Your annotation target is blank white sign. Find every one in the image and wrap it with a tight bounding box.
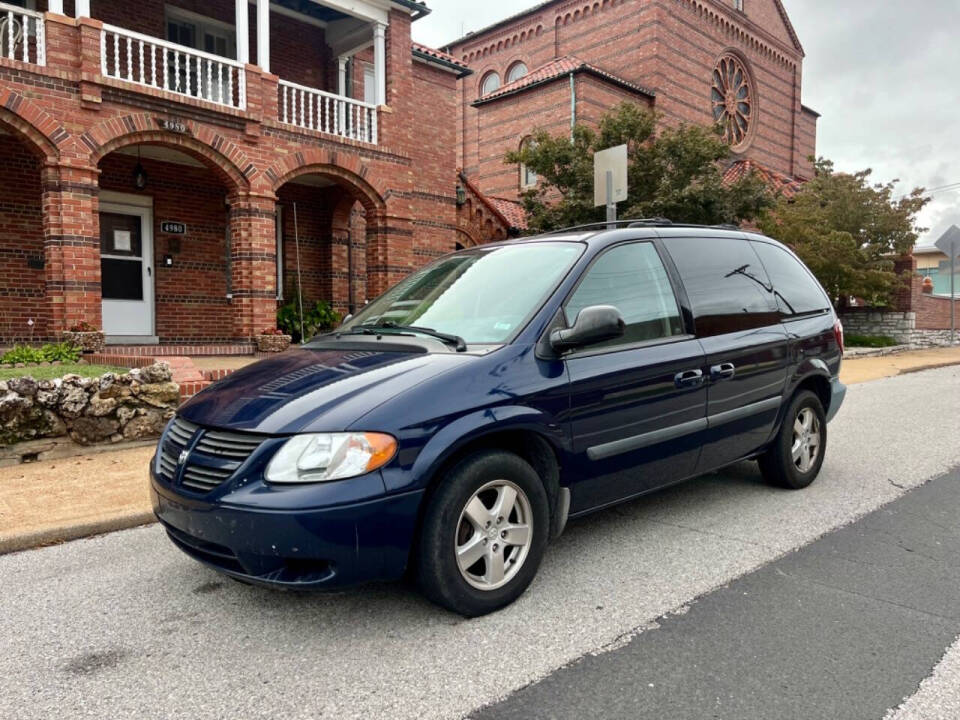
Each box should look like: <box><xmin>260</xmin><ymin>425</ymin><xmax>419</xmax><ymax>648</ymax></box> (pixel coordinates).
<box><xmin>594</xmin><ymin>144</ymin><xmax>628</xmax><ymax>207</ymax></box>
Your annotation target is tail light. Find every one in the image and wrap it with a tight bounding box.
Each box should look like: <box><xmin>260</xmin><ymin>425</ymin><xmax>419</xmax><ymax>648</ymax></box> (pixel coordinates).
<box><xmin>833</xmin><ymin>318</ymin><xmax>844</xmax><ymax>353</ymax></box>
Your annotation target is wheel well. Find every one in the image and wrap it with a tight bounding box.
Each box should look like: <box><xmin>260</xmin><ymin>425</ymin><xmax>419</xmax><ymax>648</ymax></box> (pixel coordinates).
<box><xmin>407</xmin><ymin>430</ymin><xmax>563</xmax><ymax>573</ymax></box>
<box><xmin>795</xmin><ymin>374</ymin><xmax>831</xmax><ymax>413</ymax></box>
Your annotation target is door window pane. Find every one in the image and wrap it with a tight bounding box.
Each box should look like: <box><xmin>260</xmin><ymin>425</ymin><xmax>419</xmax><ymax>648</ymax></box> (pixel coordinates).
<box><xmin>565</xmin><ymin>242</ymin><xmax>683</xmax><ymax>348</ymax></box>
<box><xmin>100</xmin><ymin>213</ymin><xmax>142</xmax><ymax>257</ymax></box>
<box><xmin>751</xmin><ymin>241</ymin><xmax>830</xmax><ymax>315</ymax></box>
<box><xmin>101</xmin><ymin>259</ymin><xmax>144</xmax><ymax>301</ymax></box>
<box><xmin>663</xmin><ymin>236</ymin><xmax>777</xmax><ymax>336</ymax></box>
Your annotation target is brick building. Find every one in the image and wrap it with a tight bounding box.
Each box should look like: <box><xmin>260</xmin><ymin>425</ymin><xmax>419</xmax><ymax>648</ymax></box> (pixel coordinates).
<box><xmin>0</xmin><ymin>0</ymin><xmax>820</xmax><ymax>348</ymax></box>
<box><xmin>444</xmin><ymin>0</ymin><xmax>819</xmax><ymax>232</ymax></box>
<box><xmin>0</xmin><ymin>0</ymin><xmax>470</xmax><ymax>345</ymax></box>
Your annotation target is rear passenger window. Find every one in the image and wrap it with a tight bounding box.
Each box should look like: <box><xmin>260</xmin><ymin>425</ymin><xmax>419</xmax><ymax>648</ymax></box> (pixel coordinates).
<box><xmin>565</xmin><ymin>242</ymin><xmax>683</xmax><ymax>348</ymax></box>
<box><xmin>663</xmin><ymin>236</ymin><xmax>778</xmax><ymax>337</ymax></box>
<box><xmin>751</xmin><ymin>241</ymin><xmax>831</xmax><ymax>316</ymax></box>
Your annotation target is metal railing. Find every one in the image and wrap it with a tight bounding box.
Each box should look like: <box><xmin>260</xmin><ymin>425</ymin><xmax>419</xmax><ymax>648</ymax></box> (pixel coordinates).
<box><xmin>279</xmin><ymin>79</ymin><xmax>378</xmax><ymax>144</ymax></box>
<box><xmin>0</xmin><ymin>2</ymin><xmax>45</xmax><ymax>66</ymax></box>
<box><xmin>101</xmin><ymin>24</ymin><xmax>246</xmax><ymax>110</ymax></box>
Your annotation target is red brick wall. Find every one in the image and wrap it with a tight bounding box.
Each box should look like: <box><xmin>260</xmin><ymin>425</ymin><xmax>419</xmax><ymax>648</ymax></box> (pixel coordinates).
<box><xmin>0</xmin><ymin>135</ymin><xmax>47</xmax><ymax>343</ymax></box>
<box><xmin>0</xmin><ymin>7</ymin><xmax>459</xmax><ymax>344</ymax></box>
<box><xmin>448</xmin><ymin>0</ymin><xmax>815</xmax><ymax>185</ymax></box>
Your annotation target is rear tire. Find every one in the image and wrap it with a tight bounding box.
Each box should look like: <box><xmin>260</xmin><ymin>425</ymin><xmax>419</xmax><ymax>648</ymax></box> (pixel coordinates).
<box><xmin>416</xmin><ymin>450</ymin><xmax>550</xmax><ymax>617</ymax></box>
<box><xmin>758</xmin><ymin>390</ymin><xmax>827</xmax><ymax>490</ymax></box>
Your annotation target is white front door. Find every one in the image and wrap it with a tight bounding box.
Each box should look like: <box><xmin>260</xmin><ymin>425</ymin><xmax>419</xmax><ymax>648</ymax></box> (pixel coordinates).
<box><xmin>99</xmin><ymin>201</ymin><xmax>154</xmax><ymax>339</ymax></box>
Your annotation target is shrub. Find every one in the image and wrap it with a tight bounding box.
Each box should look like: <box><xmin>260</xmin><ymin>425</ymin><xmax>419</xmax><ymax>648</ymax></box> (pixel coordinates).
<box><xmin>1</xmin><ymin>343</ymin><xmax>82</xmax><ymax>365</ymax></box>
<box><xmin>42</xmin><ymin>342</ymin><xmax>82</xmax><ymax>363</ymax></box>
<box><xmin>1</xmin><ymin>345</ymin><xmax>45</xmax><ymax>365</ymax></box>
<box><xmin>277</xmin><ymin>300</ymin><xmax>341</xmax><ymax>344</ymax></box>
<box><xmin>845</xmin><ymin>334</ymin><xmax>899</xmax><ymax>348</ymax></box>
<box><xmin>259</xmin><ymin>327</ymin><xmax>287</xmax><ymax>336</ymax></box>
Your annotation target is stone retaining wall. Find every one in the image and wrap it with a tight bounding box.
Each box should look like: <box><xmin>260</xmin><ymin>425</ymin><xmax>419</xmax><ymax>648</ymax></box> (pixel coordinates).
<box><xmin>0</xmin><ymin>364</ymin><xmax>178</xmax><ymax>447</ymax></box>
<box><xmin>839</xmin><ymin>311</ymin><xmax>957</xmax><ymax>348</ymax></box>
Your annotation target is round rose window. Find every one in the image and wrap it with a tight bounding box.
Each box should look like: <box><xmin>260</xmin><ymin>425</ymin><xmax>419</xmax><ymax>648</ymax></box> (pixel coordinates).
<box><xmin>711</xmin><ymin>54</ymin><xmax>754</xmax><ymax>149</ymax></box>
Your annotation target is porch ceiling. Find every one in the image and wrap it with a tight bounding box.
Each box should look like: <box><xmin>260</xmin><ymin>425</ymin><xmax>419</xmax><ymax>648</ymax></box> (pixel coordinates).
<box><xmin>272</xmin><ymin>0</ymin><xmax>350</xmax><ymax>23</ymax></box>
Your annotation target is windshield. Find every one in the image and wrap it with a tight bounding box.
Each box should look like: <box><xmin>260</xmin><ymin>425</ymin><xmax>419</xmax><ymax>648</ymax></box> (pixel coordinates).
<box><xmin>341</xmin><ymin>242</ymin><xmax>584</xmax><ymax>344</ymax></box>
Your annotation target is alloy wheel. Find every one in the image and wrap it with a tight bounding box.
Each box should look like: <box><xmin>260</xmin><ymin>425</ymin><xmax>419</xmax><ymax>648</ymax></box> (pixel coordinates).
<box><xmin>455</xmin><ymin>480</ymin><xmax>533</xmax><ymax>591</ymax></box>
<box><xmin>791</xmin><ymin>407</ymin><xmax>822</xmax><ymax>473</ymax></box>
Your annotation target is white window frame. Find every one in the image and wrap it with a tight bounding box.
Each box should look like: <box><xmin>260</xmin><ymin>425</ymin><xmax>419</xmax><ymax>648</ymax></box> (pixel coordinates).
<box><xmin>276</xmin><ymin>205</ymin><xmax>284</xmax><ymax>301</ymax></box>
<box><xmin>507</xmin><ymin>61</ymin><xmax>528</xmax><ymax>84</ymax></box>
<box><xmin>734</xmin><ymin>0</ymin><xmax>744</xmax><ymax>11</ymax></box>
<box><xmin>519</xmin><ymin>137</ymin><xmax>538</xmax><ymax>190</ymax></box>
<box><xmin>164</xmin><ymin>5</ymin><xmax>238</xmax><ymax>60</ymax></box>
<box><xmin>481</xmin><ymin>71</ymin><xmax>501</xmax><ymax>96</ymax></box>
<box><xmin>361</xmin><ymin>61</ymin><xmax>376</xmax><ymax>105</ymax></box>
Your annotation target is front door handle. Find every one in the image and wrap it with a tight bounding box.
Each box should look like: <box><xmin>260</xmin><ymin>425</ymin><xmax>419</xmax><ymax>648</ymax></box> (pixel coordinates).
<box><xmin>710</xmin><ymin>363</ymin><xmax>736</xmax><ymax>381</ymax></box>
<box><xmin>675</xmin><ymin>369</ymin><xmax>704</xmax><ymax>389</ymax></box>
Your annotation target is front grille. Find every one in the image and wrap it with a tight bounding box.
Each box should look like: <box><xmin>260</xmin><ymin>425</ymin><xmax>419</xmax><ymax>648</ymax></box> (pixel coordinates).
<box><xmin>158</xmin><ymin>416</ymin><xmax>266</xmax><ymax>495</ymax></box>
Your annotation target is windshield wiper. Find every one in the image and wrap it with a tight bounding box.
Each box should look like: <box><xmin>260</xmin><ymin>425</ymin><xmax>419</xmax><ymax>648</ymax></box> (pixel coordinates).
<box><xmin>342</xmin><ymin>322</ymin><xmax>468</xmax><ymax>352</ymax></box>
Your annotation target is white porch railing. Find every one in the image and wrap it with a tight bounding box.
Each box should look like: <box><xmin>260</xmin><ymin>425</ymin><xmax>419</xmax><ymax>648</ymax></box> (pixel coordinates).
<box><xmin>279</xmin><ymin>80</ymin><xmax>378</xmax><ymax>145</ymax></box>
<box><xmin>101</xmin><ymin>24</ymin><xmax>246</xmax><ymax>110</ymax></box>
<box><xmin>0</xmin><ymin>2</ymin><xmax>45</xmax><ymax>66</ymax></box>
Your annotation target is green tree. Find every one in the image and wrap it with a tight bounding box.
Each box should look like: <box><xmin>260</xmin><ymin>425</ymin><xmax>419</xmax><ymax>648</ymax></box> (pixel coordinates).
<box><xmin>758</xmin><ymin>158</ymin><xmax>929</xmax><ymax>307</ymax></box>
<box><xmin>506</xmin><ymin>102</ymin><xmax>773</xmax><ymax>231</ymax></box>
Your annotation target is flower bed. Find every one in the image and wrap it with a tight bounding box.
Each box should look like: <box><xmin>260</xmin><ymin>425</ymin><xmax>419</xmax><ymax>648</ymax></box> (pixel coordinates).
<box><xmin>0</xmin><ymin>363</ymin><xmax>179</xmax><ymax>447</ymax></box>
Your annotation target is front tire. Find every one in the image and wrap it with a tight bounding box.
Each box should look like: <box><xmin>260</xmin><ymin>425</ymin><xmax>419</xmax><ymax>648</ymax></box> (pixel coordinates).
<box><xmin>758</xmin><ymin>390</ymin><xmax>827</xmax><ymax>490</ymax></box>
<box><xmin>416</xmin><ymin>450</ymin><xmax>550</xmax><ymax>617</ymax></box>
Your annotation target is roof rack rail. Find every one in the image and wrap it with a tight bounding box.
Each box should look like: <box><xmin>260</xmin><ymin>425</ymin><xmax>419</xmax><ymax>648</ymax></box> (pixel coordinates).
<box><xmin>540</xmin><ymin>219</ymin><xmax>744</xmax><ymax>235</ymax></box>
<box><xmin>543</xmin><ymin>218</ymin><xmax>676</xmax><ymax>235</ymax></box>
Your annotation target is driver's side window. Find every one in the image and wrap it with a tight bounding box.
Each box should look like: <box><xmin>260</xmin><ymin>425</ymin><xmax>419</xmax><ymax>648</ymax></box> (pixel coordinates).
<box><xmin>565</xmin><ymin>242</ymin><xmax>683</xmax><ymax>349</ymax></box>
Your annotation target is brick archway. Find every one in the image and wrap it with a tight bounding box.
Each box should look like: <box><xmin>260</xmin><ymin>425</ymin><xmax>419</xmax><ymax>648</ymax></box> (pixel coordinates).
<box><xmin>84</xmin><ymin>115</ymin><xmax>252</xmax><ymax>192</ymax></box>
<box><xmin>270</xmin><ymin>161</ymin><xmax>387</xmax><ymax>217</ymax></box>
<box><xmin>0</xmin><ymin>91</ymin><xmax>65</xmax><ymax>162</ymax></box>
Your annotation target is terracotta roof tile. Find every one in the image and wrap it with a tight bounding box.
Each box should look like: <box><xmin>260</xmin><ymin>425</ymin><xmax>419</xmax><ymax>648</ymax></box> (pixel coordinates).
<box><xmin>489</xmin><ymin>197</ymin><xmax>528</xmax><ymax>230</ymax></box>
<box><xmin>411</xmin><ymin>42</ymin><xmax>471</xmax><ymax>75</ymax></box>
<box><xmin>474</xmin><ymin>55</ymin><xmax>654</xmax><ymax>105</ymax></box>
<box><xmin>723</xmin><ymin>159</ymin><xmax>805</xmax><ymax>199</ymax></box>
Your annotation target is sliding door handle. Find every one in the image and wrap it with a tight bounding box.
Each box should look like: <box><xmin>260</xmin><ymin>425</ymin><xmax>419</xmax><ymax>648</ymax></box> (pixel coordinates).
<box><xmin>675</xmin><ymin>369</ymin><xmax>704</xmax><ymax>389</ymax></box>
<box><xmin>710</xmin><ymin>363</ymin><xmax>736</xmax><ymax>381</ymax></box>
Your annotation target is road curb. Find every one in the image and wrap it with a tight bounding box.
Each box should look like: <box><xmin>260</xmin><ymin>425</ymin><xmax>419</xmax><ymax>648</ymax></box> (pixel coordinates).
<box><xmin>0</xmin><ymin>511</ymin><xmax>157</xmax><ymax>555</ymax></box>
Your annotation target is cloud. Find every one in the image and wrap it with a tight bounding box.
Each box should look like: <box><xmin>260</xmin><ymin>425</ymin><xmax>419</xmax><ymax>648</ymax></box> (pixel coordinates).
<box><xmin>412</xmin><ymin>0</ymin><xmax>960</xmax><ymax>244</ymax></box>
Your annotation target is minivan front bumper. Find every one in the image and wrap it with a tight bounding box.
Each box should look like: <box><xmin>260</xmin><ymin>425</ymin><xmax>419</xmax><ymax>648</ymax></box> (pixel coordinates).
<box><xmin>151</xmin><ymin>469</ymin><xmax>423</xmax><ymax>589</ymax></box>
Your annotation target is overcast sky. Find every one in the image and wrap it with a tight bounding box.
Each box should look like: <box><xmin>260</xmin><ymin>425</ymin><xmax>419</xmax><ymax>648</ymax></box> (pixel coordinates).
<box><xmin>412</xmin><ymin>0</ymin><xmax>960</xmax><ymax>247</ymax></box>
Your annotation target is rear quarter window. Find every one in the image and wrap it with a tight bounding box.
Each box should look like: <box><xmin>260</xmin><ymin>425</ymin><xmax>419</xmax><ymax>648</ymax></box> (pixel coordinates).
<box><xmin>751</xmin><ymin>241</ymin><xmax>831</xmax><ymax>316</ymax></box>
<box><xmin>662</xmin><ymin>236</ymin><xmax>778</xmax><ymax>337</ymax></box>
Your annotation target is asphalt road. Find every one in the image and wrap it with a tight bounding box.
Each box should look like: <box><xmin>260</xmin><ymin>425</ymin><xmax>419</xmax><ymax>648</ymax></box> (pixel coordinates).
<box><xmin>1</xmin><ymin>366</ymin><xmax>959</xmax><ymax>720</ymax></box>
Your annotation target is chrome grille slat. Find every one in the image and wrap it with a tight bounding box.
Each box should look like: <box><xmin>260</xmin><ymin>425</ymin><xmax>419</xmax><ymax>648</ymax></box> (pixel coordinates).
<box><xmin>160</xmin><ymin>417</ymin><xmax>267</xmax><ymax>496</ymax></box>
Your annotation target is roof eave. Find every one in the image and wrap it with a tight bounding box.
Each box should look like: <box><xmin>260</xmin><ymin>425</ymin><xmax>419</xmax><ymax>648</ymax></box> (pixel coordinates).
<box><xmin>412</xmin><ymin>50</ymin><xmax>472</xmax><ymax>77</ymax></box>
<box><xmin>472</xmin><ymin>66</ymin><xmax>654</xmax><ymax>107</ymax></box>
<box><xmin>391</xmin><ymin>0</ymin><xmax>430</xmax><ymax>20</ymax></box>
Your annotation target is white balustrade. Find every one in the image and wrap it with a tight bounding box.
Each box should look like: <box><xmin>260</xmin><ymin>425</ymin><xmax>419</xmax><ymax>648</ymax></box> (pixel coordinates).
<box><xmin>0</xmin><ymin>2</ymin><xmax>45</xmax><ymax>66</ymax></box>
<box><xmin>279</xmin><ymin>80</ymin><xmax>378</xmax><ymax>145</ymax></box>
<box><xmin>101</xmin><ymin>24</ymin><xmax>246</xmax><ymax>110</ymax></box>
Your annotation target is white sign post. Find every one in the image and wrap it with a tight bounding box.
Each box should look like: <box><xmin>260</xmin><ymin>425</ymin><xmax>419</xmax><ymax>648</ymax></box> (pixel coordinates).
<box><xmin>594</xmin><ymin>144</ymin><xmax>628</xmax><ymax>228</ymax></box>
<box><xmin>934</xmin><ymin>226</ymin><xmax>960</xmax><ymax>344</ymax></box>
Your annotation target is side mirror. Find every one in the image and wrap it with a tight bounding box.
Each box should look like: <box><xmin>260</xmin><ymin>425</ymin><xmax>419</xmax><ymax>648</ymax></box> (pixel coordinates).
<box><xmin>549</xmin><ymin>305</ymin><xmax>625</xmax><ymax>353</ymax></box>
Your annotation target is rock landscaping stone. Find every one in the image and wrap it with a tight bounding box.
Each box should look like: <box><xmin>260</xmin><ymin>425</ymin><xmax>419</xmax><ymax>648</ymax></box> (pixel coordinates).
<box><xmin>0</xmin><ymin>362</ymin><xmax>180</xmax><ymax>447</ymax></box>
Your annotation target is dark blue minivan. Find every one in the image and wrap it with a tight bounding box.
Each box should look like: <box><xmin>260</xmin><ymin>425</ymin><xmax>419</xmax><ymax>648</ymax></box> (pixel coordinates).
<box><xmin>151</xmin><ymin>223</ymin><xmax>846</xmax><ymax>616</ymax></box>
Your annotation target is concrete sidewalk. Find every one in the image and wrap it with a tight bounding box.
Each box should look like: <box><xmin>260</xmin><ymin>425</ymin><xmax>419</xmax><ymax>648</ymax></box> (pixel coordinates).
<box><xmin>0</xmin><ymin>446</ymin><xmax>155</xmax><ymax>554</ymax></box>
<box><xmin>1</xmin><ymin>346</ymin><xmax>959</xmax><ymax>555</ymax></box>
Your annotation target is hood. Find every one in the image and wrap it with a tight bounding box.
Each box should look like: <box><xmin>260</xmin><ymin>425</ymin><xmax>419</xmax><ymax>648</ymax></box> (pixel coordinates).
<box><xmin>178</xmin><ymin>344</ymin><xmax>474</xmax><ymax>434</ymax></box>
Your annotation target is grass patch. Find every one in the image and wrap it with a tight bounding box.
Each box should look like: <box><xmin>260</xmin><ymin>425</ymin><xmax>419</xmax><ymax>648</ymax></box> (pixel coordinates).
<box><xmin>0</xmin><ymin>364</ymin><xmax>128</xmax><ymax>382</ymax></box>
<box><xmin>845</xmin><ymin>334</ymin><xmax>900</xmax><ymax>348</ymax></box>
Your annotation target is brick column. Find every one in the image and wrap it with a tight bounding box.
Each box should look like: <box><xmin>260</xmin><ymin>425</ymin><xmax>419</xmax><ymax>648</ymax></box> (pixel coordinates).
<box><xmin>365</xmin><ymin>213</ymin><xmax>413</xmax><ymax>299</ymax></box>
<box><xmin>229</xmin><ymin>192</ymin><xmax>277</xmax><ymax>339</ymax></box>
<box><xmin>43</xmin><ymin>165</ymin><xmax>102</xmax><ymax>336</ymax></box>
<box><xmin>76</xmin><ymin>16</ymin><xmax>104</xmax><ymax>108</ymax></box>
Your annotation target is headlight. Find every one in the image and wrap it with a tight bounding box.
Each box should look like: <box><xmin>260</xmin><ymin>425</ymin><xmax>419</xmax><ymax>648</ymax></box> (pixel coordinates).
<box><xmin>265</xmin><ymin>432</ymin><xmax>397</xmax><ymax>484</ymax></box>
